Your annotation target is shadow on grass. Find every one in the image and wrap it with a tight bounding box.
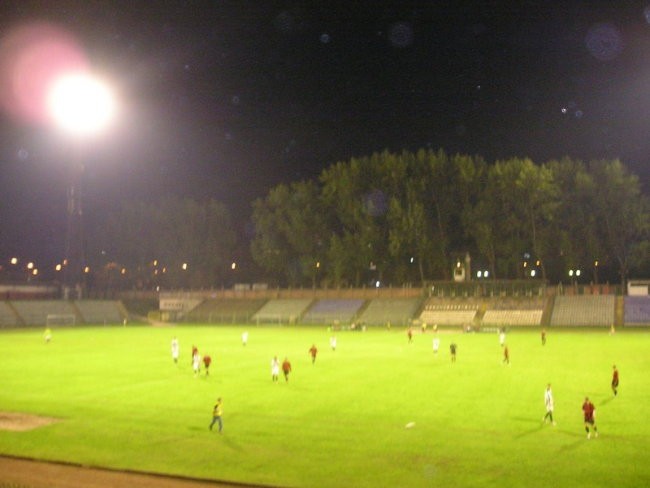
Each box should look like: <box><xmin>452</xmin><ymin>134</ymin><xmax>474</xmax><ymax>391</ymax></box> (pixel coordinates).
<box><xmin>186</xmin><ymin>423</ymin><xmax>245</xmax><ymax>452</ymax></box>
<box><xmin>220</xmin><ymin>434</ymin><xmax>244</xmax><ymax>451</ymax></box>
<box><xmin>556</xmin><ymin>430</ymin><xmax>590</xmax><ymax>452</ymax></box>
<box><xmin>511</xmin><ymin>417</ymin><xmax>545</xmax><ymax>439</ymax></box>
<box><xmin>599</xmin><ymin>395</ymin><xmax>615</xmax><ymax>407</ymax></box>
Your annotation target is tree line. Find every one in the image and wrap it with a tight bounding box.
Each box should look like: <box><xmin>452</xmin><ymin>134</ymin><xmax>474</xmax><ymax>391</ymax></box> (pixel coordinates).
<box><xmin>91</xmin><ymin>149</ymin><xmax>649</xmax><ymax>290</ymax></box>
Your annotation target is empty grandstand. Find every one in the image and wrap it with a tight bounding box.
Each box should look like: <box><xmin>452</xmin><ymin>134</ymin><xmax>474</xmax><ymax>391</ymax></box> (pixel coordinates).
<box><xmin>0</xmin><ymin>302</ymin><xmax>19</xmax><ymax>327</ymax></box>
<box><xmin>418</xmin><ymin>298</ymin><xmax>478</xmax><ymax>326</ymax></box>
<box><xmin>357</xmin><ymin>298</ymin><xmax>422</xmax><ymax>326</ymax></box>
<box><xmin>185</xmin><ymin>298</ymin><xmax>267</xmax><ymax>323</ymax></box>
<box><xmin>74</xmin><ymin>300</ymin><xmax>125</xmax><ymax>324</ymax></box>
<box><xmin>480</xmin><ymin>296</ymin><xmax>546</xmax><ymax>327</ymax></box>
<box><xmin>624</xmin><ymin>296</ymin><xmax>650</xmax><ymax>326</ymax></box>
<box><xmin>481</xmin><ymin>310</ymin><xmax>543</xmax><ymax>327</ymax></box>
<box><xmin>252</xmin><ymin>299</ymin><xmax>313</xmax><ymax>324</ymax></box>
<box><xmin>302</xmin><ymin>299</ymin><xmax>365</xmax><ymax>325</ymax></box>
<box><xmin>550</xmin><ymin>295</ymin><xmax>615</xmax><ymax>327</ymax></box>
<box><xmin>11</xmin><ymin>300</ymin><xmax>77</xmax><ymax>326</ymax></box>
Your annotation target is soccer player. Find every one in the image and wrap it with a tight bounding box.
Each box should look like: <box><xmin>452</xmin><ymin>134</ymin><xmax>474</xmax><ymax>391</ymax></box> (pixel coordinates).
<box><xmin>499</xmin><ymin>328</ymin><xmax>506</xmax><ymax>347</ymax></box>
<box><xmin>309</xmin><ymin>344</ymin><xmax>318</xmax><ymax>364</ymax></box>
<box><xmin>203</xmin><ymin>355</ymin><xmax>212</xmax><ymax>376</ymax></box>
<box><xmin>209</xmin><ymin>398</ymin><xmax>223</xmax><ymax>433</ymax></box>
<box><xmin>330</xmin><ymin>336</ymin><xmax>337</xmax><ymax>351</ymax></box>
<box><xmin>450</xmin><ymin>343</ymin><xmax>457</xmax><ymax>362</ymax></box>
<box><xmin>171</xmin><ymin>337</ymin><xmax>179</xmax><ymax>363</ymax></box>
<box><xmin>541</xmin><ymin>329</ymin><xmax>546</xmax><ymax>346</ymax></box>
<box><xmin>282</xmin><ymin>357</ymin><xmax>292</xmax><ymax>382</ymax></box>
<box><xmin>611</xmin><ymin>365</ymin><xmax>619</xmax><ymax>396</ymax></box>
<box><xmin>543</xmin><ymin>384</ymin><xmax>555</xmax><ymax>425</ymax></box>
<box><xmin>432</xmin><ymin>336</ymin><xmax>440</xmax><ymax>355</ymax></box>
<box><xmin>582</xmin><ymin>397</ymin><xmax>598</xmax><ymax>439</ymax></box>
<box><xmin>242</xmin><ymin>331</ymin><xmax>248</xmax><ymax>346</ymax></box>
<box><xmin>407</xmin><ymin>327</ymin><xmax>413</xmax><ymax>343</ymax></box>
<box><xmin>503</xmin><ymin>345</ymin><xmax>510</xmax><ymax>365</ymax></box>
<box><xmin>191</xmin><ymin>345</ymin><xmax>198</xmax><ymax>366</ymax></box>
<box><xmin>44</xmin><ymin>328</ymin><xmax>52</xmax><ymax>343</ymax></box>
<box><xmin>192</xmin><ymin>350</ymin><xmax>201</xmax><ymax>376</ymax></box>
<box><xmin>271</xmin><ymin>356</ymin><xmax>280</xmax><ymax>382</ymax></box>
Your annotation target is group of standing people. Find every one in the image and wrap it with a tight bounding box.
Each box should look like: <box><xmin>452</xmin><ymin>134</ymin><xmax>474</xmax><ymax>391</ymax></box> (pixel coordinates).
<box><xmin>271</xmin><ymin>356</ymin><xmax>292</xmax><ymax>382</ymax></box>
<box><xmin>271</xmin><ymin>343</ymin><xmax>322</xmax><ymax>383</ymax></box>
<box><xmin>191</xmin><ymin>344</ymin><xmax>211</xmax><ymax>376</ymax></box>
<box><xmin>171</xmin><ymin>337</ymin><xmax>212</xmax><ymax>376</ymax></box>
<box><xmin>542</xmin><ymin>364</ymin><xmax>619</xmax><ymax>439</ymax></box>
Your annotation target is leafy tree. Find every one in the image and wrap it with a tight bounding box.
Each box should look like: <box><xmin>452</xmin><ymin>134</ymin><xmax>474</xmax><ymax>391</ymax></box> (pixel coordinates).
<box><xmin>250</xmin><ymin>181</ymin><xmax>327</xmax><ymax>286</ymax></box>
<box><xmin>250</xmin><ymin>149</ymin><xmax>649</xmax><ymax>288</ymax></box>
<box><xmin>546</xmin><ymin>158</ymin><xmax>602</xmax><ymax>283</ymax></box>
<box><xmin>587</xmin><ymin>160</ymin><xmax>649</xmax><ymax>287</ymax></box>
<box><xmin>514</xmin><ymin>159</ymin><xmax>559</xmax><ymax>280</ymax></box>
<box><xmin>92</xmin><ymin>197</ymin><xmax>236</xmax><ymax>289</ymax></box>
<box><xmin>320</xmin><ymin>154</ymin><xmax>391</xmax><ymax>286</ymax></box>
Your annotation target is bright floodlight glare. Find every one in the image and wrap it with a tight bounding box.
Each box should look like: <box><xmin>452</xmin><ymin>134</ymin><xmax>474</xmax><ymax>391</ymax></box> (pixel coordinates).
<box><xmin>47</xmin><ymin>73</ymin><xmax>115</xmax><ymax>136</ymax></box>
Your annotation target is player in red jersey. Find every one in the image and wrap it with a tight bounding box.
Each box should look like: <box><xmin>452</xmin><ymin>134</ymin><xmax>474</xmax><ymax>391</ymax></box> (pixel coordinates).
<box><xmin>611</xmin><ymin>365</ymin><xmax>619</xmax><ymax>396</ymax></box>
<box><xmin>281</xmin><ymin>357</ymin><xmax>292</xmax><ymax>382</ymax></box>
<box><xmin>203</xmin><ymin>355</ymin><xmax>212</xmax><ymax>376</ymax></box>
<box><xmin>309</xmin><ymin>344</ymin><xmax>318</xmax><ymax>364</ymax></box>
<box><xmin>407</xmin><ymin>327</ymin><xmax>413</xmax><ymax>343</ymax></box>
<box><xmin>582</xmin><ymin>397</ymin><xmax>598</xmax><ymax>439</ymax></box>
<box><xmin>503</xmin><ymin>345</ymin><xmax>510</xmax><ymax>365</ymax></box>
<box><xmin>541</xmin><ymin>329</ymin><xmax>546</xmax><ymax>346</ymax></box>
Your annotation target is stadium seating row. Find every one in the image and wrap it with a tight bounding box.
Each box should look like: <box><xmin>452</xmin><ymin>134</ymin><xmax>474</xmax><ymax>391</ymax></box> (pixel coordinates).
<box><xmin>3</xmin><ymin>295</ymin><xmax>650</xmax><ymax>327</ymax></box>
<box><xmin>0</xmin><ymin>300</ymin><xmax>125</xmax><ymax>327</ymax></box>
<box><xmin>624</xmin><ymin>296</ymin><xmax>650</xmax><ymax>326</ymax></box>
<box><xmin>549</xmin><ymin>296</ymin><xmax>616</xmax><ymax>327</ymax></box>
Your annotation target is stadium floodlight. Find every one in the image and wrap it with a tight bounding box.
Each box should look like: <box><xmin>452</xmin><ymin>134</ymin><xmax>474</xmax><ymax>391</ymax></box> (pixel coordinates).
<box><xmin>46</xmin><ymin>72</ymin><xmax>116</xmax><ymax>137</ymax></box>
<box><xmin>45</xmin><ymin>71</ymin><xmax>117</xmax><ymax>299</ymax></box>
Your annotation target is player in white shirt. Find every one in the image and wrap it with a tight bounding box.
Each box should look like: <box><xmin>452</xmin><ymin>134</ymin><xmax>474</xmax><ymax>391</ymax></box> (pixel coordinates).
<box><xmin>271</xmin><ymin>356</ymin><xmax>280</xmax><ymax>382</ymax></box>
<box><xmin>171</xmin><ymin>337</ymin><xmax>179</xmax><ymax>363</ymax></box>
<box><xmin>543</xmin><ymin>383</ymin><xmax>556</xmax><ymax>425</ymax></box>
<box><xmin>192</xmin><ymin>351</ymin><xmax>201</xmax><ymax>376</ymax></box>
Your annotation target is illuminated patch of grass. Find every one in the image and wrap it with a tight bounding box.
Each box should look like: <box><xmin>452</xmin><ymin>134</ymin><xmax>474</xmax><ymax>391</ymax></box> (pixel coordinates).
<box><xmin>0</xmin><ymin>325</ymin><xmax>648</xmax><ymax>487</ymax></box>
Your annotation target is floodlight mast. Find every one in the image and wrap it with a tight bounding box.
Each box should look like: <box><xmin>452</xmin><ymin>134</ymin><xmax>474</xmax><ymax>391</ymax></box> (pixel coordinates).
<box><xmin>63</xmin><ymin>154</ymin><xmax>84</xmax><ymax>300</ymax></box>
<box><xmin>47</xmin><ymin>72</ymin><xmax>116</xmax><ymax>299</ymax></box>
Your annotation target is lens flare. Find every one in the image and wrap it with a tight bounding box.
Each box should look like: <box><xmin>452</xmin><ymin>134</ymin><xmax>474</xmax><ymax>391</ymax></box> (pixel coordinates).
<box><xmin>0</xmin><ymin>22</ymin><xmax>88</xmax><ymax>125</ymax></box>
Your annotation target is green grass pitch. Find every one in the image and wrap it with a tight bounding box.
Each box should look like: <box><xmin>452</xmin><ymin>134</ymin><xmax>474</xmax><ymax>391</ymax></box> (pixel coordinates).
<box><xmin>1</xmin><ymin>325</ymin><xmax>649</xmax><ymax>488</ymax></box>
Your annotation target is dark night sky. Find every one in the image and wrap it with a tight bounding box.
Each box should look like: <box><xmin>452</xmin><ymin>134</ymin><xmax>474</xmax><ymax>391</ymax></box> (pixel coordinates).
<box><xmin>1</xmin><ymin>1</ymin><xmax>649</xmax><ymax>271</ymax></box>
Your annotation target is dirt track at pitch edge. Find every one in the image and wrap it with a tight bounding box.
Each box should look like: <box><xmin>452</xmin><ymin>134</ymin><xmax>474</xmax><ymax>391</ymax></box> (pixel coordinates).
<box><xmin>0</xmin><ymin>455</ymin><xmax>274</xmax><ymax>488</ymax></box>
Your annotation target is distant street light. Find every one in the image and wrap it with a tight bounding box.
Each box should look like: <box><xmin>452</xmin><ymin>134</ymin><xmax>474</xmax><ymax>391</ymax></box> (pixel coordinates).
<box><xmin>46</xmin><ymin>72</ymin><xmax>116</xmax><ymax>299</ymax></box>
